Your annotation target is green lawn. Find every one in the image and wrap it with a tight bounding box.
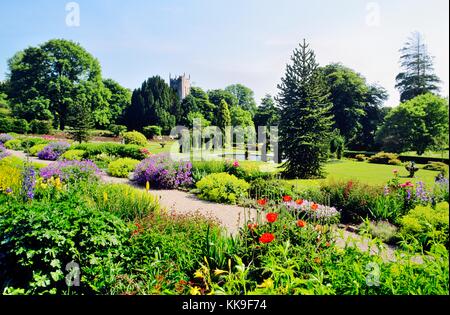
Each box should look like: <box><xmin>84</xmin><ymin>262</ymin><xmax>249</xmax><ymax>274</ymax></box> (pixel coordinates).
<box><xmin>284</xmin><ymin>159</ymin><xmax>446</xmax><ymax>190</ymax></box>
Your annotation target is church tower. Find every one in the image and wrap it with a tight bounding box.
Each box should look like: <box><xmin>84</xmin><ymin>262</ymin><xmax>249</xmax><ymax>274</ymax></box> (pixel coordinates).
<box><xmin>170</xmin><ymin>73</ymin><xmax>191</xmax><ymax>100</ymax></box>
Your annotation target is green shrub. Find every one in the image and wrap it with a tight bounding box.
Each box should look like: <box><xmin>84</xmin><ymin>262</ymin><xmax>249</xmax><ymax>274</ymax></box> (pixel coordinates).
<box><xmin>388</xmin><ymin>158</ymin><xmax>402</xmax><ymax>165</ymax></box>
<box><xmin>72</xmin><ymin>142</ymin><xmax>145</xmax><ymax>160</ymax></box>
<box><xmin>142</xmin><ymin>125</ymin><xmax>162</xmax><ymax>139</ymax></box>
<box><xmin>28</xmin><ymin>144</ymin><xmax>48</xmax><ymax>156</ymax></box>
<box><xmin>359</xmin><ymin>220</ymin><xmax>399</xmax><ymax>244</ymax></box>
<box><xmin>60</xmin><ymin>149</ymin><xmax>87</xmax><ymax>161</ymax></box>
<box><xmin>108</xmin><ymin>124</ymin><xmax>127</xmax><ymax>137</ymax></box>
<box><xmin>107</xmin><ymin>158</ymin><xmax>140</xmax><ymax>178</ymax></box>
<box><xmin>0</xmin><ymin>117</ymin><xmax>29</xmax><ymax>134</ymax></box>
<box><xmin>0</xmin><ymin>199</ymin><xmax>131</xmax><ymax>294</ymax></box>
<box><xmin>4</xmin><ymin>139</ymin><xmax>22</xmax><ymax>150</ymax></box>
<box><xmin>423</xmin><ymin>162</ymin><xmax>449</xmax><ymax>176</ymax></box>
<box><xmin>248</xmin><ymin>178</ymin><xmax>296</xmax><ymax>200</ymax></box>
<box><xmin>191</xmin><ymin>161</ymin><xmax>226</xmax><ymax>182</ymax></box>
<box><xmin>196</xmin><ymin>172</ymin><xmax>250</xmax><ymax>204</ymax></box>
<box><xmin>399</xmin><ymin>202</ymin><xmax>449</xmax><ymax>250</ymax></box>
<box><xmin>123</xmin><ymin>131</ymin><xmax>147</xmax><ymax>146</ymax></box>
<box><xmin>22</xmin><ymin>138</ymin><xmax>50</xmax><ymax>151</ymax></box>
<box><xmin>319</xmin><ymin>180</ymin><xmax>383</xmax><ymax>223</ymax></box>
<box><xmin>29</xmin><ymin>120</ymin><xmax>52</xmax><ymax>134</ymax></box>
<box><xmin>355</xmin><ymin>154</ymin><xmax>367</xmax><ymax>161</ymax></box>
<box><xmin>368</xmin><ymin>152</ymin><xmax>400</xmax><ymax>165</ymax></box>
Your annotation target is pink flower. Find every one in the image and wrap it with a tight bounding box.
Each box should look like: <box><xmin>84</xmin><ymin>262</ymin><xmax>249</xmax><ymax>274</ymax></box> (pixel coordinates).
<box><xmin>233</xmin><ymin>160</ymin><xmax>239</xmax><ymax>168</ymax></box>
<box><xmin>400</xmin><ymin>181</ymin><xmax>414</xmax><ymax>188</ymax></box>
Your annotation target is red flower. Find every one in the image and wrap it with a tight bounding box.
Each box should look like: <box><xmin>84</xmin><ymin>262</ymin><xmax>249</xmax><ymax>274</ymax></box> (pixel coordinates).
<box><xmin>311</xmin><ymin>203</ymin><xmax>319</xmax><ymax>211</ymax></box>
<box><xmin>325</xmin><ymin>242</ymin><xmax>331</xmax><ymax>247</ymax></box>
<box><xmin>259</xmin><ymin>233</ymin><xmax>275</xmax><ymax>244</ymax></box>
<box><xmin>283</xmin><ymin>195</ymin><xmax>292</xmax><ymax>202</ymax></box>
<box><xmin>266</xmin><ymin>213</ymin><xmax>278</xmax><ymax>223</ymax></box>
<box><xmin>400</xmin><ymin>181</ymin><xmax>414</xmax><ymax>188</ymax></box>
<box><xmin>295</xmin><ymin>199</ymin><xmax>304</xmax><ymax>205</ymax></box>
<box><xmin>257</xmin><ymin>198</ymin><xmax>268</xmax><ymax>206</ymax></box>
<box><xmin>297</xmin><ymin>220</ymin><xmax>307</xmax><ymax>228</ymax></box>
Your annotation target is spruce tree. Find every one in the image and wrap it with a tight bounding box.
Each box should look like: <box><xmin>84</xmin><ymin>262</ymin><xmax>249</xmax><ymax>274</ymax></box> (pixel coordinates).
<box><xmin>395</xmin><ymin>32</ymin><xmax>441</xmax><ymax>102</ymax></box>
<box><xmin>277</xmin><ymin>39</ymin><xmax>333</xmax><ymax>179</ymax></box>
<box><xmin>66</xmin><ymin>98</ymin><xmax>94</xmax><ymax>143</ymax></box>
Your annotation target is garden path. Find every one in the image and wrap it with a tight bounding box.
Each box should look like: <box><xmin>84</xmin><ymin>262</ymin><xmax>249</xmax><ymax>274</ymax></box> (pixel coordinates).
<box><xmin>7</xmin><ymin>149</ymin><xmax>419</xmax><ymax>263</ymax></box>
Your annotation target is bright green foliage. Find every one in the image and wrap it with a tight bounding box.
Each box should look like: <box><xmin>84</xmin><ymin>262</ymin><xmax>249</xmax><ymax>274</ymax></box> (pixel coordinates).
<box><xmin>320</xmin><ymin>64</ymin><xmax>388</xmax><ymax>151</ymax></box>
<box><xmin>28</xmin><ymin>144</ymin><xmax>48</xmax><ymax>157</ymax></box>
<box><xmin>92</xmin><ymin>184</ymin><xmax>160</xmax><ymax>221</ymax></box>
<box><xmin>0</xmin><ymin>117</ymin><xmax>29</xmax><ymax>134</ymax></box>
<box><xmin>225</xmin><ymin>84</ymin><xmax>257</xmax><ymax>114</ymax></box>
<box><xmin>72</xmin><ymin>142</ymin><xmax>145</xmax><ymax>160</ymax></box>
<box><xmin>107</xmin><ymin>158</ymin><xmax>140</xmax><ymax>178</ymax></box>
<box><xmin>196</xmin><ymin>173</ymin><xmax>250</xmax><ymax>204</ymax></box>
<box><xmin>7</xmin><ymin>39</ymin><xmax>109</xmax><ymax>129</ymax></box>
<box><xmin>60</xmin><ymin>150</ymin><xmax>86</xmax><ymax>161</ymax></box>
<box><xmin>395</xmin><ymin>32</ymin><xmax>441</xmax><ymax>102</ymax></box>
<box><xmin>102</xmin><ymin>79</ymin><xmax>131</xmax><ymax>125</ymax></box>
<box><xmin>21</xmin><ymin>138</ymin><xmax>49</xmax><ymax>151</ymax></box>
<box><xmin>399</xmin><ymin>202</ymin><xmax>449</xmax><ymax>249</ymax></box>
<box><xmin>142</xmin><ymin>125</ymin><xmax>162</xmax><ymax>139</ymax></box>
<box><xmin>277</xmin><ymin>39</ymin><xmax>334</xmax><ymax>178</ymax></box>
<box><xmin>4</xmin><ymin>139</ymin><xmax>22</xmax><ymax>150</ymax></box>
<box><xmin>376</xmin><ymin>94</ymin><xmax>449</xmax><ymax>155</ymax></box>
<box><xmin>122</xmin><ymin>131</ymin><xmax>147</xmax><ymax>146</ymax></box>
<box><xmin>216</xmin><ymin>100</ymin><xmax>231</xmax><ymax>133</ymax></box>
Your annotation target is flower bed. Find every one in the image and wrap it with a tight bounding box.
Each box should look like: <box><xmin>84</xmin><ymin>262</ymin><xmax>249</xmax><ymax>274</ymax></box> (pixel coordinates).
<box><xmin>37</xmin><ymin>141</ymin><xmax>70</xmax><ymax>160</ymax></box>
<box><xmin>40</xmin><ymin>160</ymin><xmax>102</xmax><ymax>183</ymax></box>
<box><xmin>133</xmin><ymin>154</ymin><xmax>193</xmax><ymax>189</ymax></box>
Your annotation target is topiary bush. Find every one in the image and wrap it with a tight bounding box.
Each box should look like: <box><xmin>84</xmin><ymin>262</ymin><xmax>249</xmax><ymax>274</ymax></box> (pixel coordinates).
<box><xmin>29</xmin><ymin>120</ymin><xmax>52</xmax><ymax>135</ymax></box>
<box><xmin>107</xmin><ymin>158</ymin><xmax>140</xmax><ymax>178</ymax></box>
<box><xmin>4</xmin><ymin>139</ymin><xmax>23</xmax><ymax>150</ymax></box>
<box><xmin>368</xmin><ymin>152</ymin><xmax>401</xmax><ymax>165</ymax></box>
<box><xmin>196</xmin><ymin>172</ymin><xmax>250</xmax><ymax>204</ymax></box>
<box><xmin>60</xmin><ymin>149</ymin><xmax>87</xmax><ymax>161</ymax></box>
<box><xmin>123</xmin><ymin>131</ymin><xmax>148</xmax><ymax>146</ymax></box>
<box><xmin>142</xmin><ymin>125</ymin><xmax>162</xmax><ymax>139</ymax></box>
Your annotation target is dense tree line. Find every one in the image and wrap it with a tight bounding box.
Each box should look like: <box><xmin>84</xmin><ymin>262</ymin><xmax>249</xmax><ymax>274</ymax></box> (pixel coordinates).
<box><xmin>1</xmin><ymin>33</ymin><xmax>447</xmax><ymax>159</ymax></box>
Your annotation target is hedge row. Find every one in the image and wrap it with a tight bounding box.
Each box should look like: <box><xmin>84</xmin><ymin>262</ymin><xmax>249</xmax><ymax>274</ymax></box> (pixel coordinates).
<box><xmin>344</xmin><ymin>151</ymin><xmax>449</xmax><ymax>165</ymax></box>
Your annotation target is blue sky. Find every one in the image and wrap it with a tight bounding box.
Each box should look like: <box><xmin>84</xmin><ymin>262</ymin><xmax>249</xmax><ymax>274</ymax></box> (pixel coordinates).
<box><xmin>0</xmin><ymin>0</ymin><xmax>448</xmax><ymax>107</ymax></box>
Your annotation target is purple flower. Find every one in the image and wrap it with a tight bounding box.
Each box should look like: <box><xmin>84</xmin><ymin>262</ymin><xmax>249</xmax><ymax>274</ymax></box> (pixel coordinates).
<box><xmin>40</xmin><ymin>160</ymin><xmax>102</xmax><ymax>182</ymax></box>
<box><xmin>21</xmin><ymin>165</ymin><xmax>36</xmax><ymax>200</ymax></box>
<box><xmin>0</xmin><ymin>143</ymin><xmax>10</xmax><ymax>160</ymax></box>
<box><xmin>133</xmin><ymin>154</ymin><xmax>193</xmax><ymax>189</ymax></box>
<box><xmin>37</xmin><ymin>141</ymin><xmax>70</xmax><ymax>161</ymax></box>
<box><xmin>0</xmin><ymin>134</ymin><xmax>13</xmax><ymax>145</ymax></box>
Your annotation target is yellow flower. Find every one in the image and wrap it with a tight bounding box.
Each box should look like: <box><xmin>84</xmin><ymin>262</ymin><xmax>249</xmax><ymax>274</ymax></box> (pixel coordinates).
<box><xmin>54</xmin><ymin>177</ymin><xmax>61</xmax><ymax>188</ymax></box>
<box><xmin>146</xmin><ymin>181</ymin><xmax>150</xmax><ymax>192</ymax></box>
<box><xmin>40</xmin><ymin>183</ymin><xmax>48</xmax><ymax>189</ymax></box>
<box><xmin>213</xmin><ymin>269</ymin><xmax>227</xmax><ymax>276</ymax></box>
<box><xmin>103</xmin><ymin>192</ymin><xmax>108</xmax><ymax>203</ymax></box>
<box><xmin>257</xmin><ymin>278</ymin><xmax>274</xmax><ymax>289</ymax></box>
<box><xmin>194</xmin><ymin>270</ymin><xmax>204</xmax><ymax>279</ymax></box>
<box><xmin>189</xmin><ymin>286</ymin><xmax>202</xmax><ymax>295</ymax></box>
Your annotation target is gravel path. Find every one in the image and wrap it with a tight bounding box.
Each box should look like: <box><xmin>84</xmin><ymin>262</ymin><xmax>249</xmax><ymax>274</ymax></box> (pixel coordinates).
<box><xmin>6</xmin><ymin>149</ymin><xmax>418</xmax><ymax>262</ymax></box>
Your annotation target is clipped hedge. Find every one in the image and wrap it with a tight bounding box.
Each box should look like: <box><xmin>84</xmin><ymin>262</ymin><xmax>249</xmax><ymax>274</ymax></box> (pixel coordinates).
<box><xmin>29</xmin><ymin>120</ymin><xmax>52</xmax><ymax>135</ymax></box>
<box><xmin>142</xmin><ymin>125</ymin><xmax>162</xmax><ymax>139</ymax></box>
<box><xmin>0</xmin><ymin>117</ymin><xmax>29</xmax><ymax>134</ymax></box>
<box><xmin>60</xmin><ymin>149</ymin><xmax>87</xmax><ymax>161</ymax></box>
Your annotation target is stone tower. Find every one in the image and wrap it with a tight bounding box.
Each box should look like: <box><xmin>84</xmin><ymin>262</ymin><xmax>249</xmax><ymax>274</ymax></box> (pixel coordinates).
<box><xmin>170</xmin><ymin>73</ymin><xmax>191</xmax><ymax>100</ymax></box>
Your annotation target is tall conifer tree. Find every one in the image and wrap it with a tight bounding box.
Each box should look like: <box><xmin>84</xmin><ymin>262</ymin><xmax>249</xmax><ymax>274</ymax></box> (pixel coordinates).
<box><xmin>277</xmin><ymin>39</ymin><xmax>333</xmax><ymax>178</ymax></box>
